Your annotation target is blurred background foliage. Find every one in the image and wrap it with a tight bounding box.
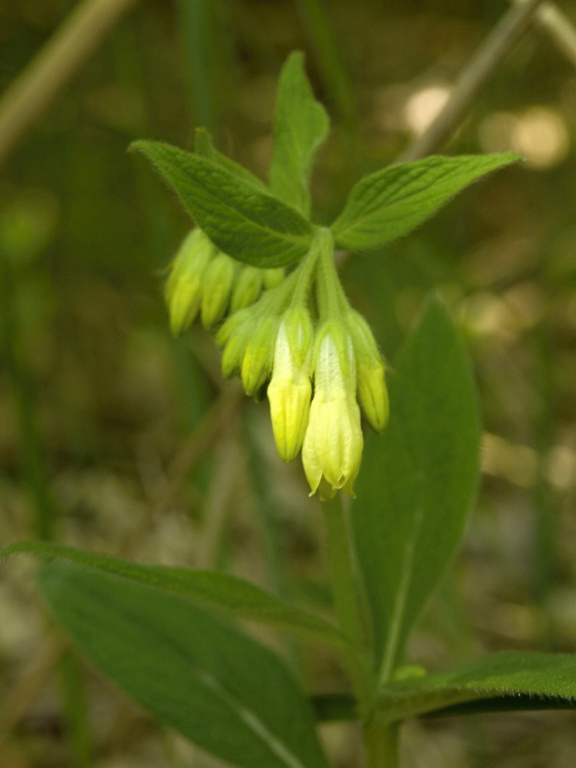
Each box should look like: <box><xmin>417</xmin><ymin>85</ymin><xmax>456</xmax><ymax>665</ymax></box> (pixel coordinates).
<box><xmin>2</xmin><ymin>0</ymin><xmax>576</xmax><ymax>766</ymax></box>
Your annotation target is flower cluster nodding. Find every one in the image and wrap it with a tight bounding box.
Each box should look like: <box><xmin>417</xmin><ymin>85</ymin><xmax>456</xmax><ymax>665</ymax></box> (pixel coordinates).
<box><xmin>165</xmin><ymin>226</ymin><xmax>388</xmax><ymax>500</ymax></box>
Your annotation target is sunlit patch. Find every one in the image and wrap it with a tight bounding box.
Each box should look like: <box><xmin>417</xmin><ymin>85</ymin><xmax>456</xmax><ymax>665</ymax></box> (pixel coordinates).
<box><xmin>403</xmin><ymin>85</ymin><xmax>452</xmax><ymax>134</ymax></box>
<box><xmin>513</xmin><ymin>107</ymin><xmax>570</xmax><ymax>168</ymax></box>
<box><xmin>460</xmin><ymin>292</ymin><xmax>519</xmax><ymax>340</ymax></box>
<box><xmin>479</xmin><ymin>107</ymin><xmax>570</xmax><ymax>168</ymax></box>
<box><xmin>482</xmin><ymin>432</ymin><xmax>538</xmax><ymax>487</ymax></box>
<box><xmin>460</xmin><ymin>284</ymin><xmax>544</xmax><ymax>341</ymax></box>
<box><xmin>546</xmin><ymin>445</ymin><xmax>576</xmax><ymax>490</ymax></box>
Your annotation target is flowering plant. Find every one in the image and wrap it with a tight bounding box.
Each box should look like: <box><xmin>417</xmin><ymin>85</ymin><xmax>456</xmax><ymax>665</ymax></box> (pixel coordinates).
<box><xmin>132</xmin><ymin>53</ymin><xmax>514</xmax><ymax>500</ymax></box>
<box><xmin>4</xmin><ymin>52</ymin><xmax>576</xmax><ymax>768</ymax></box>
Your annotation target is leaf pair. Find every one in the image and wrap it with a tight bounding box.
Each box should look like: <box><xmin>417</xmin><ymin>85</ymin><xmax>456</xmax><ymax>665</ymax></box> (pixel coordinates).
<box><xmin>131</xmin><ymin>52</ymin><xmax>518</xmax><ymax>269</ymax></box>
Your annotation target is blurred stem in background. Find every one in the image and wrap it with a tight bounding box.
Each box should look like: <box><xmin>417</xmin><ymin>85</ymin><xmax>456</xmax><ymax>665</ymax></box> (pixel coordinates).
<box><xmin>0</xmin><ymin>233</ymin><xmax>93</xmax><ymax>766</ymax></box>
<box><xmin>400</xmin><ymin>0</ymin><xmax>545</xmax><ymax>161</ymax></box>
<box><xmin>532</xmin><ymin>323</ymin><xmax>559</xmax><ymax>646</ymax></box>
<box><xmin>0</xmin><ymin>248</ymin><xmax>56</xmax><ymax>542</ymax></box>
<box><xmin>295</xmin><ymin>0</ymin><xmax>359</xmax><ymax>185</ymax></box>
<box><xmin>0</xmin><ymin>0</ymin><xmax>139</xmax><ymax>170</ymax></box>
<box><xmin>176</xmin><ymin>0</ymin><xmax>218</xmax><ymax>135</ymax></box>
<box><xmin>295</xmin><ymin>0</ymin><xmax>356</xmax><ymax>132</ymax></box>
<box><xmin>0</xmin><ymin>0</ymin><xmax>145</xmax><ymax>762</ymax></box>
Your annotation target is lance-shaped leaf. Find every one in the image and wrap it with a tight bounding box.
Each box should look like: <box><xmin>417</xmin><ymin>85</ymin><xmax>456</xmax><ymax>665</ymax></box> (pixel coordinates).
<box><xmin>131</xmin><ymin>140</ymin><xmax>314</xmax><ymax>268</ymax></box>
<box><xmin>1</xmin><ymin>541</ymin><xmax>348</xmax><ymax>651</ymax></box>
<box><xmin>37</xmin><ymin>560</ymin><xmax>332</xmax><ymax>768</ymax></box>
<box><xmin>351</xmin><ymin>298</ymin><xmax>481</xmax><ymax>681</ymax></box>
<box><xmin>269</xmin><ymin>52</ymin><xmax>330</xmax><ymax>215</ymax></box>
<box><xmin>195</xmin><ymin>127</ymin><xmax>268</xmax><ymax>191</ymax></box>
<box><xmin>330</xmin><ymin>153</ymin><xmax>519</xmax><ymax>251</ymax></box>
<box><xmin>376</xmin><ymin>651</ymin><xmax>576</xmax><ymax>723</ymax></box>
<box><xmin>311</xmin><ymin>652</ymin><xmax>576</xmax><ymax>723</ymax></box>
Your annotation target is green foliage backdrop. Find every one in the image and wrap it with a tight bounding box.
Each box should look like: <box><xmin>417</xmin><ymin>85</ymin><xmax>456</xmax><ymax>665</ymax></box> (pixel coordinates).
<box><xmin>3</xmin><ymin>1</ymin><xmax>576</xmax><ymax>767</ymax></box>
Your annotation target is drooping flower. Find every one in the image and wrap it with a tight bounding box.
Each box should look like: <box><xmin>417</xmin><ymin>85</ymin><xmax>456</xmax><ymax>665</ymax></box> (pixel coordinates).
<box><xmin>165</xmin><ymin>228</ymin><xmax>285</xmax><ymax>334</ymax></box>
<box><xmin>165</xmin><ymin>225</ymin><xmax>388</xmax><ymax>501</ymax></box>
<box><xmin>301</xmin><ymin>322</ymin><xmax>363</xmax><ymax>500</ymax></box>
<box><xmin>200</xmin><ymin>252</ymin><xmax>237</xmax><ymax>328</ymax></box>
<box><xmin>241</xmin><ymin>315</ymin><xmax>279</xmax><ymax>396</ymax></box>
<box><xmin>346</xmin><ymin>309</ymin><xmax>389</xmax><ymax>433</ymax></box>
<box><xmin>267</xmin><ymin>307</ymin><xmax>314</xmax><ymax>462</ymax></box>
<box><xmin>165</xmin><ymin>229</ymin><xmax>214</xmax><ymax>335</ymax></box>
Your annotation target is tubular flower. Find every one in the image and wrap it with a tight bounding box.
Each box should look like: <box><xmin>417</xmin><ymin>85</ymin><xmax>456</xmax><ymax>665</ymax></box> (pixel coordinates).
<box><xmin>346</xmin><ymin>310</ymin><xmax>389</xmax><ymax>433</ymax></box>
<box><xmin>231</xmin><ymin>266</ymin><xmax>264</xmax><ymax>313</ymax></box>
<box><xmin>165</xmin><ymin>228</ymin><xmax>285</xmax><ymax>334</ymax></box>
<box><xmin>200</xmin><ymin>252</ymin><xmax>237</xmax><ymax>328</ymax></box>
<box><xmin>165</xmin><ymin>224</ymin><xmax>388</xmax><ymax>500</ymax></box>
<box><xmin>165</xmin><ymin>229</ymin><xmax>214</xmax><ymax>335</ymax></box>
<box><xmin>302</xmin><ymin>323</ymin><xmax>363</xmax><ymax>500</ymax></box>
<box><xmin>267</xmin><ymin>307</ymin><xmax>314</xmax><ymax>462</ymax></box>
<box><xmin>241</xmin><ymin>315</ymin><xmax>279</xmax><ymax>396</ymax></box>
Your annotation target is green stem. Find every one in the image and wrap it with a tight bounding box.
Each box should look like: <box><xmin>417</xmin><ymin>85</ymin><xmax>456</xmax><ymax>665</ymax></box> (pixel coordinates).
<box><xmin>316</xmin><ymin>228</ymin><xmax>345</xmax><ymax>322</ymax></box>
<box><xmin>363</xmin><ymin>716</ymin><xmax>400</xmax><ymax>768</ymax></box>
<box><xmin>59</xmin><ymin>649</ymin><xmax>93</xmax><ymax>768</ymax></box>
<box><xmin>290</xmin><ymin>235</ymin><xmax>322</xmax><ymax>308</ymax></box>
<box><xmin>322</xmin><ymin>494</ymin><xmax>372</xmax><ymax>711</ymax></box>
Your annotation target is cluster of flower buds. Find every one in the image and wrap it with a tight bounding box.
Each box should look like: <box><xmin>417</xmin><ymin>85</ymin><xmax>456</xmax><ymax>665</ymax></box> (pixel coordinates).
<box><xmin>271</xmin><ymin>310</ymin><xmax>388</xmax><ymax>500</ymax></box>
<box><xmin>165</xmin><ymin>228</ymin><xmax>284</xmax><ymax>335</ymax></box>
<box><xmin>165</xmin><ymin>227</ymin><xmax>388</xmax><ymax>500</ymax></box>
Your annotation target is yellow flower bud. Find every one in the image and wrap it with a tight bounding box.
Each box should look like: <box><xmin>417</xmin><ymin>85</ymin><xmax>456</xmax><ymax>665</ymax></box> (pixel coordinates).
<box><xmin>241</xmin><ymin>315</ymin><xmax>278</xmax><ymax>396</ymax></box>
<box><xmin>357</xmin><ymin>362</ymin><xmax>389</xmax><ymax>433</ymax></box>
<box><xmin>165</xmin><ymin>229</ymin><xmax>213</xmax><ymax>335</ymax></box>
<box><xmin>217</xmin><ymin>309</ymin><xmax>253</xmax><ymax>378</ymax></box>
<box><xmin>166</xmin><ymin>279</ymin><xmax>202</xmax><ymax>337</ymax></box>
<box><xmin>231</xmin><ymin>266</ymin><xmax>264</xmax><ymax>312</ymax></box>
<box><xmin>200</xmin><ymin>253</ymin><xmax>237</xmax><ymax>328</ymax></box>
<box><xmin>302</xmin><ymin>323</ymin><xmax>363</xmax><ymax>499</ymax></box>
<box><xmin>267</xmin><ymin>309</ymin><xmax>314</xmax><ymax>462</ymax></box>
<box><xmin>347</xmin><ymin>310</ymin><xmax>389</xmax><ymax>433</ymax></box>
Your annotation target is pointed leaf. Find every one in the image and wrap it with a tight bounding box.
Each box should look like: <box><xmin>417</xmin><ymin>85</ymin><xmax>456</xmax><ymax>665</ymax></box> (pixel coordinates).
<box><xmin>331</xmin><ymin>153</ymin><xmax>520</xmax><ymax>250</ymax></box>
<box><xmin>352</xmin><ymin>298</ymin><xmax>481</xmax><ymax>678</ymax></box>
<box><xmin>377</xmin><ymin>651</ymin><xmax>576</xmax><ymax>722</ymax></box>
<box><xmin>37</xmin><ymin>560</ymin><xmax>331</xmax><ymax>768</ymax></box>
<box><xmin>131</xmin><ymin>140</ymin><xmax>314</xmax><ymax>268</ymax></box>
<box><xmin>1</xmin><ymin>542</ymin><xmax>348</xmax><ymax>651</ymax></box>
<box><xmin>269</xmin><ymin>52</ymin><xmax>330</xmax><ymax>215</ymax></box>
<box><xmin>194</xmin><ymin>127</ymin><xmax>268</xmax><ymax>190</ymax></box>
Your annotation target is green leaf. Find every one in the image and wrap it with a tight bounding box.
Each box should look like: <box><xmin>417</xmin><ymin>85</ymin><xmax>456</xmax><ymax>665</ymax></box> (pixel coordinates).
<box><xmin>1</xmin><ymin>542</ymin><xmax>348</xmax><ymax>651</ymax></box>
<box><xmin>37</xmin><ymin>560</ymin><xmax>331</xmax><ymax>768</ymax></box>
<box><xmin>330</xmin><ymin>153</ymin><xmax>520</xmax><ymax>250</ymax></box>
<box><xmin>269</xmin><ymin>51</ymin><xmax>330</xmax><ymax>216</ymax></box>
<box><xmin>376</xmin><ymin>651</ymin><xmax>576</xmax><ymax>722</ymax></box>
<box><xmin>352</xmin><ymin>297</ymin><xmax>481</xmax><ymax>681</ymax></box>
<box><xmin>194</xmin><ymin>127</ymin><xmax>268</xmax><ymax>191</ymax></box>
<box><xmin>130</xmin><ymin>140</ymin><xmax>314</xmax><ymax>268</ymax></box>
